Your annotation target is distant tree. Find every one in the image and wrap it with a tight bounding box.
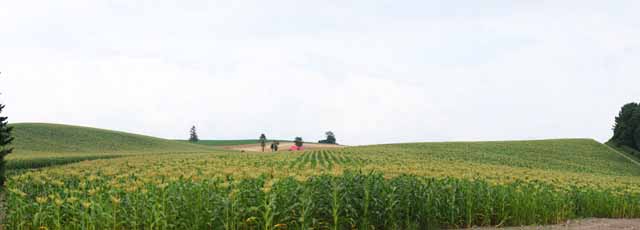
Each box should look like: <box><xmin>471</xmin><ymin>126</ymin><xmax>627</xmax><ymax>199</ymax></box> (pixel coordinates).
<box><xmin>611</xmin><ymin>102</ymin><xmax>640</xmax><ymax>150</ymax></box>
<box><xmin>259</xmin><ymin>134</ymin><xmax>267</xmax><ymax>152</ymax></box>
<box><xmin>0</xmin><ymin>102</ymin><xmax>14</xmax><ymax>186</ymax></box>
<box><xmin>319</xmin><ymin>131</ymin><xmax>337</xmax><ymax>144</ymax></box>
<box><xmin>189</xmin><ymin>125</ymin><xmax>199</xmax><ymax>142</ymax></box>
<box><xmin>326</xmin><ymin>131</ymin><xmax>336</xmax><ymax>144</ymax></box>
<box><xmin>294</xmin><ymin>137</ymin><xmax>304</xmax><ymax>147</ymax></box>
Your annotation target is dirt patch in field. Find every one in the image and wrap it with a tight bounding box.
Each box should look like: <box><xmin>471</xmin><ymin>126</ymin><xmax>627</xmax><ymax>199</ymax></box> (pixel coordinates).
<box><xmin>466</xmin><ymin>218</ymin><xmax>640</xmax><ymax>230</ymax></box>
<box><xmin>221</xmin><ymin>142</ymin><xmax>345</xmax><ymax>152</ymax></box>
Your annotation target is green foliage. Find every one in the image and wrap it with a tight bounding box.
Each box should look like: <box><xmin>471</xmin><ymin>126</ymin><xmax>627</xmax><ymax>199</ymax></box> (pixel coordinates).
<box><xmin>294</xmin><ymin>137</ymin><xmax>304</xmax><ymax>147</ymax></box>
<box><xmin>319</xmin><ymin>131</ymin><xmax>337</xmax><ymax>144</ymax></box>
<box><xmin>611</xmin><ymin>102</ymin><xmax>640</xmax><ymax>150</ymax></box>
<box><xmin>635</xmin><ymin>125</ymin><xmax>640</xmax><ymax>151</ymax></box>
<box><xmin>189</xmin><ymin>125</ymin><xmax>199</xmax><ymax>142</ymax></box>
<box><xmin>0</xmin><ymin>104</ymin><xmax>14</xmax><ymax>186</ymax></box>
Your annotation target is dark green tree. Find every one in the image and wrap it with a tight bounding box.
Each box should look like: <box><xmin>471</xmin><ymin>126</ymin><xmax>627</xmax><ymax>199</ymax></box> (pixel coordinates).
<box><xmin>319</xmin><ymin>131</ymin><xmax>337</xmax><ymax>144</ymax></box>
<box><xmin>189</xmin><ymin>125</ymin><xmax>199</xmax><ymax>142</ymax></box>
<box><xmin>611</xmin><ymin>102</ymin><xmax>640</xmax><ymax>150</ymax></box>
<box><xmin>294</xmin><ymin>137</ymin><xmax>304</xmax><ymax>147</ymax></box>
<box><xmin>0</xmin><ymin>103</ymin><xmax>14</xmax><ymax>186</ymax></box>
<box><xmin>635</xmin><ymin>124</ymin><xmax>640</xmax><ymax>150</ymax></box>
<box><xmin>326</xmin><ymin>131</ymin><xmax>336</xmax><ymax>144</ymax></box>
<box><xmin>259</xmin><ymin>134</ymin><xmax>267</xmax><ymax>152</ymax></box>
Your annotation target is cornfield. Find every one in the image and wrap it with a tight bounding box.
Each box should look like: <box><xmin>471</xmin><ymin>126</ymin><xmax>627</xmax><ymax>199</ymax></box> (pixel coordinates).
<box><xmin>6</xmin><ymin>140</ymin><xmax>640</xmax><ymax>229</ymax></box>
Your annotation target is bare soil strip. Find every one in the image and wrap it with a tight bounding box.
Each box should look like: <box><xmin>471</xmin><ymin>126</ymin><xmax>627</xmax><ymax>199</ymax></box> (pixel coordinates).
<box><xmin>221</xmin><ymin>142</ymin><xmax>345</xmax><ymax>152</ymax></box>
<box><xmin>465</xmin><ymin>218</ymin><xmax>640</xmax><ymax>230</ymax></box>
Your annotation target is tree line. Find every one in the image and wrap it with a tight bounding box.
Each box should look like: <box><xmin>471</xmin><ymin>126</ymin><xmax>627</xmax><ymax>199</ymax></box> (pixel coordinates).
<box><xmin>188</xmin><ymin>126</ymin><xmax>338</xmax><ymax>151</ymax></box>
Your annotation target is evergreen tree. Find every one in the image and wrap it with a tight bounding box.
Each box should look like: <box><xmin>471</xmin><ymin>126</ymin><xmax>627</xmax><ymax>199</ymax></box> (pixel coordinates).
<box><xmin>0</xmin><ymin>103</ymin><xmax>13</xmax><ymax>186</ymax></box>
<box><xmin>259</xmin><ymin>134</ymin><xmax>267</xmax><ymax>152</ymax></box>
<box><xmin>189</xmin><ymin>125</ymin><xmax>199</xmax><ymax>142</ymax></box>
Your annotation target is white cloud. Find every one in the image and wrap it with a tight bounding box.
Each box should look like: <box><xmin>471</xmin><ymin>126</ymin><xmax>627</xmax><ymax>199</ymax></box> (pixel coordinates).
<box><xmin>1</xmin><ymin>0</ymin><xmax>640</xmax><ymax>145</ymax></box>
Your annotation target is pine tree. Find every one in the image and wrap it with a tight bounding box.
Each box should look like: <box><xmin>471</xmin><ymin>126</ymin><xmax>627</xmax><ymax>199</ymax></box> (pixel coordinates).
<box><xmin>0</xmin><ymin>103</ymin><xmax>14</xmax><ymax>186</ymax></box>
<box><xmin>189</xmin><ymin>125</ymin><xmax>199</xmax><ymax>142</ymax></box>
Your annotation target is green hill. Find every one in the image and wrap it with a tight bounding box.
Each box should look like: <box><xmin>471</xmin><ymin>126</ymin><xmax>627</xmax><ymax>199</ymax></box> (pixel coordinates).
<box><xmin>351</xmin><ymin>138</ymin><xmax>640</xmax><ymax>177</ymax></box>
<box><xmin>606</xmin><ymin>141</ymin><xmax>640</xmax><ymax>160</ymax></box>
<box><xmin>7</xmin><ymin>123</ymin><xmax>217</xmax><ymax>169</ymax></box>
<box><xmin>10</xmin><ymin>123</ymin><xmax>215</xmax><ymax>154</ymax></box>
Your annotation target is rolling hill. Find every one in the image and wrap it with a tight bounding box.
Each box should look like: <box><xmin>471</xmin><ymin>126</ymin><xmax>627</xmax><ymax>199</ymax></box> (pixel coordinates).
<box><xmin>356</xmin><ymin>138</ymin><xmax>640</xmax><ymax>177</ymax></box>
<box><xmin>8</xmin><ymin>123</ymin><xmax>637</xmax><ymax>177</ymax></box>
<box><xmin>10</xmin><ymin>123</ymin><xmax>215</xmax><ymax>154</ymax></box>
<box><xmin>5</xmin><ymin>123</ymin><xmax>640</xmax><ymax>228</ymax></box>
<box><xmin>6</xmin><ymin>123</ymin><xmax>217</xmax><ymax>169</ymax></box>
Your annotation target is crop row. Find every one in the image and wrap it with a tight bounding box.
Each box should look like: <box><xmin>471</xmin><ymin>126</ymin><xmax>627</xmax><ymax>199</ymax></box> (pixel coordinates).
<box><xmin>8</xmin><ymin>171</ymin><xmax>640</xmax><ymax>230</ymax></box>
<box><xmin>289</xmin><ymin>150</ymin><xmax>366</xmax><ymax>169</ymax></box>
<box><xmin>6</xmin><ymin>155</ymin><xmax>123</xmax><ymax>170</ymax></box>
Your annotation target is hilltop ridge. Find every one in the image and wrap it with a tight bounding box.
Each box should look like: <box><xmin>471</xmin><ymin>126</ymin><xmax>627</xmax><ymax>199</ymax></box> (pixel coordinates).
<box><xmin>9</xmin><ymin>123</ymin><xmax>215</xmax><ymax>155</ymax></box>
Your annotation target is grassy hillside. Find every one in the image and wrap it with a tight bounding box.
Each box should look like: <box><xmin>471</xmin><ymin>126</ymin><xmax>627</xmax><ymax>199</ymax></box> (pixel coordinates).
<box><xmin>7</xmin><ymin>123</ymin><xmax>217</xmax><ymax>169</ymax></box>
<box><xmin>606</xmin><ymin>141</ymin><xmax>640</xmax><ymax>160</ymax></box>
<box><xmin>361</xmin><ymin>138</ymin><xmax>640</xmax><ymax>177</ymax></box>
<box><xmin>10</xmin><ymin>123</ymin><xmax>214</xmax><ymax>154</ymax></box>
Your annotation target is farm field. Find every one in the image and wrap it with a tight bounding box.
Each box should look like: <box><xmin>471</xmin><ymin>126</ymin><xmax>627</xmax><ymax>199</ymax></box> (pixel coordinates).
<box><xmin>4</xmin><ymin>1</ymin><xmax>640</xmax><ymax>229</ymax></box>
<box><xmin>4</xmin><ymin>124</ymin><xmax>640</xmax><ymax>230</ymax></box>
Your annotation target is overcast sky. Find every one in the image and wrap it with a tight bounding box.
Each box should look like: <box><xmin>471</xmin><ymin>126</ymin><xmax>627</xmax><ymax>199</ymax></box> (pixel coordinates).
<box><xmin>1</xmin><ymin>1</ymin><xmax>639</xmax><ymax>145</ymax></box>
